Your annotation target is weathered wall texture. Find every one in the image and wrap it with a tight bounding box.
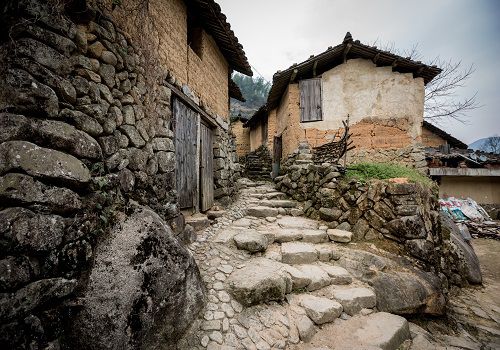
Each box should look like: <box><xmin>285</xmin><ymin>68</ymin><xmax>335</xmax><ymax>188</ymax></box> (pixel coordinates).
<box><xmin>114</xmin><ymin>0</ymin><xmax>230</xmax><ymax>118</ymax></box>
<box><xmin>0</xmin><ymin>0</ymin><xmax>246</xmax><ymax>347</ymax></box>
<box><xmin>230</xmin><ymin>119</ymin><xmax>250</xmax><ymax>156</ymax></box>
<box><xmin>263</xmin><ymin>58</ymin><xmax>426</xmax><ymax>167</ymax></box>
<box><xmin>421</xmin><ymin>126</ymin><xmax>448</xmax><ymax>148</ymax></box>
<box><xmin>249</xmin><ymin>119</ymin><xmax>266</xmax><ymax>151</ymax></box>
<box><xmin>439</xmin><ymin>176</ymin><xmax>500</xmax><ymax>204</ymax></box>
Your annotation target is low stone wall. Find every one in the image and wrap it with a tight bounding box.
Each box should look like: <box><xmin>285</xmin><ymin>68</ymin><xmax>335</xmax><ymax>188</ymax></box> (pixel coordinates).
<box><xmin>274</xmin><ymin>145</ymin><xmax>476</xmax><ymax>287</ymax></box>
<box><xmin>243</xmin><ymin>145</ymin><xmax>272</xmax><ymax>180</ymax></box>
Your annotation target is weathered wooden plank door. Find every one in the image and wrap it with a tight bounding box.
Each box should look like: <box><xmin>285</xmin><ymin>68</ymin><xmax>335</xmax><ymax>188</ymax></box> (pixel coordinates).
<box><xmin>199</xmin><ymin>121</ymin><xmax>214</xmax><ymax>211</ymax></box>
<box><xmin>299</xmin><ymin>78</ymin><xmax>323</xmax><ymax>122</ymax></box>
<box><xmin>174</xmin><ymin>98</ymin><xmax>199</xmax><ymax>209</ymax></box>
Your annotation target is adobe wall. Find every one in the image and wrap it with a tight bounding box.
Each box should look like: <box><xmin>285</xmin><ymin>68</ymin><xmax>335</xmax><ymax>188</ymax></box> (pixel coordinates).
<box><xmin>112</xmin><ymin>0</ymin><xmax>230</xmax><ymax>118</ymax></box>
<box><xmin>422</xmin><ymin>126</ymin><xmax>448</xmax><ymax>148</ymax></box>
<box><xmin>249</xmin><ymin>120</ymin><xmax>265</xmax><ymax>151</ymax></box>
<box><xmin>270</xmin><ymin>59</ymin><xmax>426</xmax><ymax>168</ymax></box>
<box><xmin>230</xmin><ymin>119</ymin><xmax>250</xmax><ymax>156</ymax></box>
<box><xmin>439</xmin><ymin>176</ymin><xmax>500</xmax><ymax>204</ymax></box>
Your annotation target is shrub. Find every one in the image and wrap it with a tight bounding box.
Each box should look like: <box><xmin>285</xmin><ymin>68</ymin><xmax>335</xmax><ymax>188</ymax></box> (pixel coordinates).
<box><xmin>345</xmin><ymin>162</ymin><xmax>434</xmax><ymax>187</ymax></box>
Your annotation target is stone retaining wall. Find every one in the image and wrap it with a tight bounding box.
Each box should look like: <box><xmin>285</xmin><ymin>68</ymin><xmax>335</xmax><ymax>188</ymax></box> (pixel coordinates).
<box><xmin>274</xmin><ymin>144</ymin><xmax>474</xmax><ymax>287</ymax></box>
<box><xmin>0</xmin><ymin>0</ymin><xmax>243</xmax><ymax>347</ymax></box>
<box><xmin>242</xmin><ymin>145</ymin><xmax>272</xmax><ymax>180</ymax></box>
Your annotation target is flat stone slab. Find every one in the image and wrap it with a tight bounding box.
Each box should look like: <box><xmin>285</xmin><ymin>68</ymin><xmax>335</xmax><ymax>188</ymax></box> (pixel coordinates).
<box><xmin>327</xmin><ymin>229</ymin><xmax>353</xmax><ymax>243</ymax></box>
<box><xmin>232</xmin><ymin>218</ymin><xmax>253</xmax><ymax>227</ymax></box>
<box><xmin>245</xmin><ymin>206</ymin><xmax>279</xmax><ymax>218</ymax></box>
<box><xmin>281</xmin><ymin>242</ymin><xmax>318</xmax><ymax>264</ymax></box>
<box><xmin>259</xmin><ymin>199</ymin><xmax>297</xmax><ymax>208</ymax></box>
<box><xmin>301</xmin><ymin>229</ymin><xmax>329</xmax><ymax>244</ymax></box>
<box><xmin>317</xmin><ymin>263</ymin><xmax>352</xmax><ymax>285</ymax></box>
<box><xmin>276</xmin><ymin>216</ymin><xmax>319</xmax><ymax>229</ymax></box>
<box><xmin>185</xmin><ymin>214</ymin><xmax>210</xmax><ymax>231</ymax></box>
<box><xmin>300</xmin><ymin>295</ymin><xmax>343</xmax><ymax>324</ymax></box>
<box><xmin>352</xmin><ymin>312</ymin><xmax>411</xmax><ymax>350</ymax></box>
<box><xmin>233</xmin><ymin>231</ymin><xmax>268</xmax><ymax>252</ymax></box>
<box><xmin>274</xmin><ymin>228</ymin><xmax>303</xmax><ymax>243</ymax></box>
<box><xmin>282</xmin><ymin>264</ymin><xmax>312</xmax><ymax>290</ymax></box>
<box><xmin>226</xmin><ymin>258</ymin><xmax>292</xmax><ymax>306</ymax></box>
<box><xmin>332</xmin><ymin>287</ymin><xmax>377</xmax><ymax>315</ymax></box>
<box><xmin>297</xmin><ymin>265</ymin><xmax>331</xmax><ymax>291</ymax></box>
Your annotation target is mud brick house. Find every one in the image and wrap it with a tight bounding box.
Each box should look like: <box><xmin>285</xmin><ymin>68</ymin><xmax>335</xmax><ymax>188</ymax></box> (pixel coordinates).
<box><xmin>242</xmin><ymin>32</ymin><xmax>442</xmax><ymax>173</ymax></box>
<box><xmin>0</xmin><ymin>0</ymin><xmax>251</xmax><ymax>348</ymax></box>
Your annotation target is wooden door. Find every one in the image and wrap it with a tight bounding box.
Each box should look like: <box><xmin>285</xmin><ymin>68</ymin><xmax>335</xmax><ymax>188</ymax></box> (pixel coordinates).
<box><xmin>174</xmin><ymin>98</ymin><xmax>199</xmax><ymax>209</ymax></box>
<box><xmin>299</xmin><ymin>78</ymin><xmax>323</xmax><ymax>122</ymax></box>
<box><xmin>199</xmin><ymin>122</ymin><xmax>214</xmax><ymax>211</ymax></box>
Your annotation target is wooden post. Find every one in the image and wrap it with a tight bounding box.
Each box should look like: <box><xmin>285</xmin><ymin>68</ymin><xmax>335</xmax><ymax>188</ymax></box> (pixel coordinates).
<box><xmin>343</xmin><ymin>114</ymin><xmax>350</xmax><ymax>168</ymax></box>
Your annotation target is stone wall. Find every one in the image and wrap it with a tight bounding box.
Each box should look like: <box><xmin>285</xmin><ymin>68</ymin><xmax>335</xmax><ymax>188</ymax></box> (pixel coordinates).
<box><xmin>243</xmin><ymin>145</ymin><xmax>272</xmax><ymax>180</ymax></box>
<box><xmin>0</xmin><ymin>0</ymin><xmax>248</xmax><ymax>347</ymax></box>
<box><xmin>274</xmin><ymin>144</ymin><xmax>476</xmax><ymax>287</ymax></box>
<box><xmin>213</xmin><ymin>127</ymin><xmax>241</xmax><ymax>204</ymax></box>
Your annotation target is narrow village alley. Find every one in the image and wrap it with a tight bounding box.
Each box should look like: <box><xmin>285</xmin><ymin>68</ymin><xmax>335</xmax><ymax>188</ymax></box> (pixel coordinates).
<box><xmin>177</xmin><ymin>179</ymin><xmax>500</xmax><ymax>350</ymax></box>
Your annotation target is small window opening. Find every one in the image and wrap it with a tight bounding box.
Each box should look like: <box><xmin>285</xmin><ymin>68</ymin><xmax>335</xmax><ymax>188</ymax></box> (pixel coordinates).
<box><xmin>187</xmin><ymin>12</ymin><xmax>203</xmax><ymax>58</ymax></box>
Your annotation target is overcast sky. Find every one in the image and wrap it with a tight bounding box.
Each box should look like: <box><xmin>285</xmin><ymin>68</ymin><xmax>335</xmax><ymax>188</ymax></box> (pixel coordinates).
<box><xmin>218</xmin><ymin>0</ymin><xmax>499</xmax><ymax>144</ymax></box>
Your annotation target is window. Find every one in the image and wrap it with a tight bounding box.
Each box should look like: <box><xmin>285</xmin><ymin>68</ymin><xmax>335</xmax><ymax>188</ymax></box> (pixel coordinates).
<box><xmin>187</xmin><ymin>11</ymin><xmax>203</xmax><ymax>58</ymax></box>
<box><xmin>299</xmin><ymin>78</ymin><xmax>322</xmax><ymax>122</ymax></box>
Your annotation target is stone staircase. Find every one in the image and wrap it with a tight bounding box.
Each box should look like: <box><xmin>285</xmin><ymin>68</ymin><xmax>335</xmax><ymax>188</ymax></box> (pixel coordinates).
<box><xmin>204</xmin><ymin>182</ymin><xmax>412</xmax><ymax>349</ymax></box>
<box><xmin>178</xmin><ymin>180</ymin><xmax>440</xmax><ymax>350</ymax></box>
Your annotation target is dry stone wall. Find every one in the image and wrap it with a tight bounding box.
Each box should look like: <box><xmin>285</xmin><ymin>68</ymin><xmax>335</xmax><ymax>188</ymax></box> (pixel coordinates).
<box><xmin>0</xmin><ymin>0</ymin><xmax>247</xmax><ymax>348</ymax></box>
<box><xmin>242</xmin><ymin>145</ymin><xmax>272</xmax><ymax>180</ymax></box>
<box><xmin>275</xmin><ymin>144</ymin><xmax>478</xmax><ymax>288</ymax></box>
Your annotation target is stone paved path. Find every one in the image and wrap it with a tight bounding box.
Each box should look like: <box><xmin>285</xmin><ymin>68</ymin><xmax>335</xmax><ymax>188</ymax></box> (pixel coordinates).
<box><xmin>176</xmin><ymin>179</ymin><xmax>500</xmax><ymax>350</ymax></box>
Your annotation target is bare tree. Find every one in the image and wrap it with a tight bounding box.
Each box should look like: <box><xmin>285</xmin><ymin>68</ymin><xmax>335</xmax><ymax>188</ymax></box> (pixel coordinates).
<box><xmin>369</xmin><ymin>40</ymin><xmax>480</xmax><ymax>124</ymax></box>
<box><xmin>424</xmin><ymin>58</ymin><xmax>479</xmax><ymax>123</ymax></box>
<box><xmin>484</xmin><ymin>136</ymin><xmax>500</xmax><ymax>154</ymax></box>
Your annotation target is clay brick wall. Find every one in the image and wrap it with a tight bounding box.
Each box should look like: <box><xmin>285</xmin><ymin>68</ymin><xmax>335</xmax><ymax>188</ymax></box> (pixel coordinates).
<box><xmin>113</xmin><ymin>0</ymin><xmax>229</xmax><ymax>118</ymax></box>
<box><xmin>275</xmin><ymin>84</ymin><xmax>302</xmax><ymax>157</ymax></box>
<box><xmin>230</xmin><ymin>119</ymin><xmax>250</xmax><ymax>156</ymax></box>
<box><xmin>266</xmin><ymin>109</ymin><xmax>277</xmax><ymax>151</ymax></box>
<box><xmin>271</xmin><ymin>59</ymin><xmax>425</xmax><ymax>167</ymax></box>
<box><xmin>422</xmin><ymin>126</ymin><xmax>448</xmax><ymax>148</ymax></box>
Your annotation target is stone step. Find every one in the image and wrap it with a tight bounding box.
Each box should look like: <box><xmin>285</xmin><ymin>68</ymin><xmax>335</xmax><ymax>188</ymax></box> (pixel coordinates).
<box><xmin>306</xmin><ymin>312</ymin><xmax>411</xmax><ymax>350</ymax></box>
<box><xmin>185</xmin><ymin>213</ymin><xmax>210</xmax><ymax>232</ymax></box>
<box><xmin>248</xmin><ymin>191</ymin><xmax>288</xmax><ymax>200</ymax></box>
<box><xmin>244</xmin><ymin>206</ymin><xmax>303</xmax><ymax>218</ymax></box>
<box><xmin>280</xmin><ymin>242</ymin><xmax>339</xmax><ymax>265</ymax></box>
<box><xmin>257</xmin><ymin>199</ymin><xmax>298</xmax><ymax>209</ymax></box>
<box><xmin>274</xmin><ymin>228</ymin><xmax>328</xmax><ymax>244</ymax></box>
<box><xmin>299</xmin><ymin>294</ymin><xmax>343</xmax><ymax>325</ymax></box>
<box><xmin>331</xmin><ymin>287</ymin><xmax>377</xmax><ymax>315</ymax></box>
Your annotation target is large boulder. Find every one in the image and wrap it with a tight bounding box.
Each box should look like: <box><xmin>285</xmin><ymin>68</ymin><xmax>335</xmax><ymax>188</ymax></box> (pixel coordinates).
<box><xmin>366</xmin><ymin>270</ymin><xmax>446</xmax><ymax>316</ymax></box>
<box><xmin>441</xmin><ymin>213</ymin><xmax>482</xmax><ymax>284</ymax></box>
<box><xmin>67</xmin><ymin>207</ymin><xmax>205</xmax><ymax>349</ymax></box>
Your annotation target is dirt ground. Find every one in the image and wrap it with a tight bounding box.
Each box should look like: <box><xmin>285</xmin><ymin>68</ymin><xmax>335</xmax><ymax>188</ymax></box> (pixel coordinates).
<box><xmin>471</xmin><ymin>238</ymin><xmax>500</xmax><ymax>306</ymax></box>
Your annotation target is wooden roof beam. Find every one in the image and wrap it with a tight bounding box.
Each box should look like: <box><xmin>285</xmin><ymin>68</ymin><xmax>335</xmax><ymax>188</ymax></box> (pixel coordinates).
<box><xmin>312</xmin><ymin>60</ymin><xmax>318</xmax><ymax>77</ymax></box>
<box><xmin>372</xmin><ymin>52</ymin><xmax>380</xmax><ymax>64</ymax></box>
<box><xmin>392</xmin><ymin>59</ymin><xmax>399</xmax><ymax>68</ymax></box>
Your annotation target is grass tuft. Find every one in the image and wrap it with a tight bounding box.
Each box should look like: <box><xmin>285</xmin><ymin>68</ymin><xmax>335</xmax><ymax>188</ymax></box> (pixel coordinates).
<box><xmin>345</xmin><ymin>162</ymin><xmax>434</xmax><ymax>187</ymax></box>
